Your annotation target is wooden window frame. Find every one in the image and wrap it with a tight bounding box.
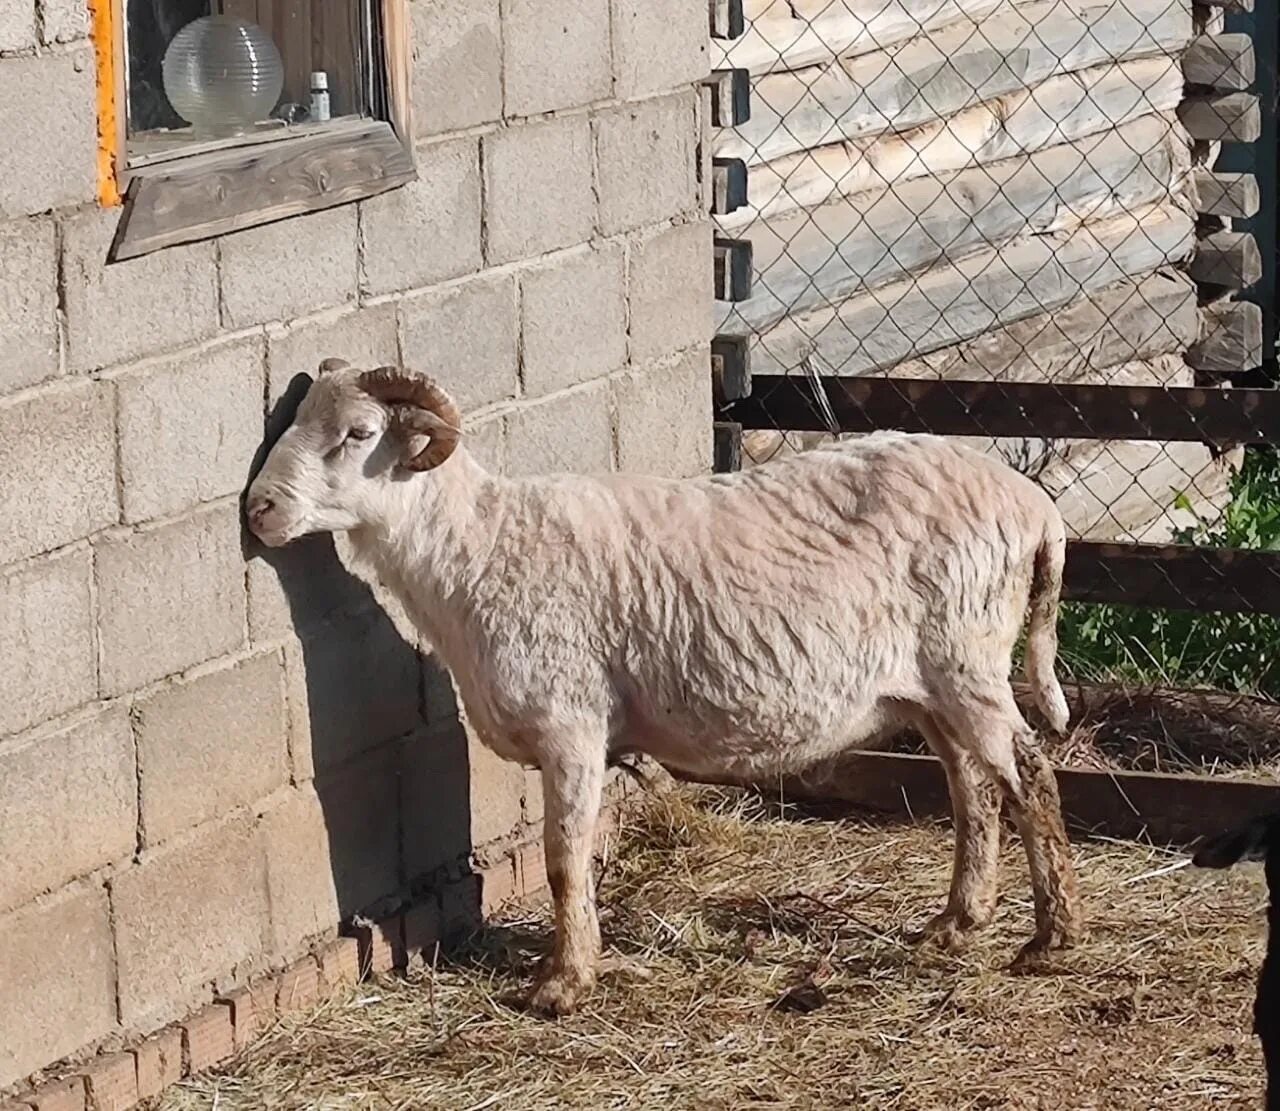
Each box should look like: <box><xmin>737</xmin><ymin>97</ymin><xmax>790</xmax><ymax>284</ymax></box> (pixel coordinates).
<box><xmin>90</xmin><ymin>0</ymin><xmax>415</xmax><ymax>262</ymax></box>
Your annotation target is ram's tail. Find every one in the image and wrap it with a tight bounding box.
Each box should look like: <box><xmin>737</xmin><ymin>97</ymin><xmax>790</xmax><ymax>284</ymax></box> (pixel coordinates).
<box><xmin>1024</xmin><ymin>519</ymin><xmax>1069</xmax><ymax>734</ymax></box>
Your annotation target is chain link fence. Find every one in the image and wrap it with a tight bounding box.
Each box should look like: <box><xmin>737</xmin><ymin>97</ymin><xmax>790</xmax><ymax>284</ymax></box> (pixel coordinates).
<box><xmin>709</xmin><ymin>0</ymin><xmax>1280</xmax><ymax>771</ymax></box>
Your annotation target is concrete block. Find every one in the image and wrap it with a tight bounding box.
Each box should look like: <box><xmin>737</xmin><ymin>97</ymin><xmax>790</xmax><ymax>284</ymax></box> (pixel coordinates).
<box><xmin>595</xmin><ymin>92</ymin><xmax>699</xmax><ymax>236</ymax></box>
<box><xmin>183</xmin><ymin>1003</ymin><xmax>235</xmax><ymax>1072</ymax></box>
<box><xmin>285</xmin><ymin>605</ymin><xmax>421</xmax><ymax>778</ymax></box>
<box><xmin>628</xmin><ymin>221</ymin><xmax>711</xmax><ymax>362</ymax></box>
<box><xmin>483</xmin><ymin>116</ymin><xmax>595</xmax><ymax>265</ymax></box>
<box><xmin>318</xmin><ymin>936</ymin><xmax>361</xmax><ymax>990</ymax></box>
<box><xmin>132</xmin><ymin>1028</ymin><xmax>183</xmax><ymax>1100</ymax></box>
<box><xmin>411</xmin><ymin>0</ymin><xmax>501</xmax><ymax>135</ymax></box>
<box><xmin>360</xmin><ymin>138</ymin><xmax>481</xmax><ymax>297</ymax></box>
<box><xmin>135</xmin><ymin>652</ymin><xmax>288</xmax><ymax>845</ymax></box>
<box><xmin>96</xmin><ymin>503</ymin><xmax>245</xmax><ymax>696</ymax></box>
<box><xmin>520</xmin><ymin>244</ymin><xmax>627</xmax><ymax>397</ymax></box>
<box><xmin>312</xmin><ymin>746</ymin><xmax>401</xmax><ymax>917</ymax></box>
<box><xmin>524</xmin><ymin>768</ymin><xmax>544</xmax><ymax>826</ymax></box>
<box><xmin>460</xmin><ymin>416</ymin><xmax>505</xmax><ymax>475</ymax></box>
<box><xmin>0</xmin><ymin>216</ymin><xmax>58</xmax><ymax>395</ymax></box>
<box><xmin>83</xmin><ymin>1052</ymin><xmax>137</xmax><ymax>1111</ymax></box>
<box><xmin>275</xmin><ymin>958</ymin><xmax>320</xmax><ymax>1015</ymax></box>
<box><xmin>0</xmin><ymin>545</ymin><xmax>94</xmax><ymax>737</ymax></box>
<box><xmin>265</xmin><ymin>303</ymin><xmax>399</xmax><ymax>406</ymax></box>
<box><xmin>400</xmin><ymin>273</ymin><xmax>518</xmax><ymax>411</ymax></box>
<box><xmin>401</xmin><ymin>722</ymin><xmax>483</xmax><ymax>882</ymax></box>
<box><xmin>0</xmin><ymin>380</ymin><xmax>116</xmax><ymax>565</ymax></box>
<box><xmin>0</xmin><ymin>708</ymin><xmax>135</xmax><ymax>914</ymax></box>
<box><xmin>0</xmin><ymin>52</ymin><xmax>96</xmax><ymax>218</ymax></box>
<box><xmin>25</xmin><ymin>1079</ymin><xmax>86</xmax><ymax>1111</ymax></box>
<box><xmin>467</xmin><ymin>731</ymin><xmax>526</xmax><ymax>847</ymax></box>
<box><xmin>613</xmin><ymin>347</ymin><xmax>712</xmax><ymax>478</ymax></box>
<box><xmin>503</xmin><ymin>0</ymin><xmax>611</xmax><ymax>116</ymax></box>
<box><xmin>115</xmin><ymin>335</ymin><xmax>265</xmax><ymax>523</ymax></box>
<box><xmin>39</xmin><ymin>0</ymin><xmax>86</xmax><ymax>43</ymax></box>
<box><xmin>0</xmin><ymin>884</ymin><xmax>116</xmax><ymax>1089</ymax></box>
<box><xmin>220</xmin><ymin>206</ymin><xmax>358</xmax><ymax>329</ymax></box>
<box><xmin>259</xmin><ymin>786</ymin><xmax>339</xmax><ymax>956</ymax></box>
<box><xmin>0</xmin><ymin>0</ymin><xmax>35</xmax><ymax>50</ymax></box>
<box><xmin>63</xmin><ymin>207</ymin><xmax>218</xmax><ymax>373</ymax></box>
<box><xmin>611</xmin><ymin>0</ymin><xmax>709</xmax><ymax>98</ymax></box>
<box><xmin>113</xmin><ymin>819</ymin><xmax>267</xmax><ymax>1026</ymax></box>
<box><xmin>505</xmin><ymin>381</ymin><xmax>614</xmax><ymax>476</ymax></box>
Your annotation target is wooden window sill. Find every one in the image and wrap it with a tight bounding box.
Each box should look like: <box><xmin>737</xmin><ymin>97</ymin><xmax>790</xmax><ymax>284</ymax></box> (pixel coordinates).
<box><xmin>108</xmin><ymin>117</ymin><xmax>415</xmax><ymax>262</ymax></box>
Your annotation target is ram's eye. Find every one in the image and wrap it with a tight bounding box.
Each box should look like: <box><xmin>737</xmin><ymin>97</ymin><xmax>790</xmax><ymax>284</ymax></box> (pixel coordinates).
<box><xmin>346</xmin><ymin>427</ymin><xmax>375</xmax><ymax>442</ymax></box>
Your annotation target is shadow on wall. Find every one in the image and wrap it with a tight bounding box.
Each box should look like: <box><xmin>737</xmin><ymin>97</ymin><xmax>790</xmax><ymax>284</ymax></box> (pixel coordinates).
<box><xmin>242</xmin><ymin>371</ymin><xmax>478</xmax><ymax>939</ymax></box>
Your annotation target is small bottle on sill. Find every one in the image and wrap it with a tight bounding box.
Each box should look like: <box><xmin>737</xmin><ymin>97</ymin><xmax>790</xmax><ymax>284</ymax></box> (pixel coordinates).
<box><xmin>310</xmin><ymin>71</ymin><xmax>331</xmax><ymax>122</ymax></box>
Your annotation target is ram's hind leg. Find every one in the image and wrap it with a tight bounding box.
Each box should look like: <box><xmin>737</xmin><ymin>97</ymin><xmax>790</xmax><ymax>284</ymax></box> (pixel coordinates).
<box><xmin>918</xmin><ymin>715</ymin><xmax>1001</xmax><ymax>951</ymax></box>
<box><xmin>943</xmin><ymin>694</ymin><xmax>1081</xmax><ymax>964</ymax></box>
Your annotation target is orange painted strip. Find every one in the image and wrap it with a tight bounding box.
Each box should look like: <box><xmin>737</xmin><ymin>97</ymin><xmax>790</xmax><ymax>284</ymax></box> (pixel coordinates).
<box><xmin>88</xmin><ymin>0</ymin><xmax>122</xmax><ymax>206</ymax></box>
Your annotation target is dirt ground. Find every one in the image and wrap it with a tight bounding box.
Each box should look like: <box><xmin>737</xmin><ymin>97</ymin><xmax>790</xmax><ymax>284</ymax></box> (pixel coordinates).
<box><xmin>160</xmin><ymin>786</ymin><xmax>1268</xmax><ymax>1110</ymax></box>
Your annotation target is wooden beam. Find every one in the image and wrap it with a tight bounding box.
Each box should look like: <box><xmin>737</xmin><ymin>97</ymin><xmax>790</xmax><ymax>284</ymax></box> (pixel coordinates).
<box><xmin>109</xmin><ymin>120</ymin><xmax>415</xmax><ymax>262</ymax></box>
<box><xmin>1186</xmin><ymin>300</ymin><xmax>1264</xmax><ymax>375</ymax></box>
<box><xmin>718</xmin><ymin>116</ymin><xmax>1181</xmax><ymax>338</ymax></box>
<box><xmin>733</xmin><ymin>204</ymin><xmax>1195</xmax><ymax>377</ymax></box>
<box><xmin>1181</xmin><ymin>32</ymin><xmax>1255</xmax><ymax>89</ymax></box>
<box><xmin>725</xmin><ymin>374</ymin><xmax>1280</xmax><ymax>444</ymax></box>
<box><xmin>1065</xmin><ymin>540</ymin><xmax>1280</xmax><ymax>615</ymax></box>
<box><xmin>710</xmin><ymin>157</ymin><xmax>748</xmax><ymax>216</ymax></box>
<box><xmin>710</xmin><ymin>0</ymin><xmax>745</xmax><ymax>38</ymax></box>
<box><xmin>713</xmin><ymin>237</ymin><xmax>753</xmax><ymax>302</ymax></box>
<box><xmin>381</xmin><ymin>0</ymin><xmax>413</xmax><ymax>142</ymax></box>
<box><xmin>734</xmin><ymin>751</ymin><xmax>1280</xmax><ymax>846</ymax></box>
<box><xmin>1190</xmin><ymin>168</ymin><xmax>1260</xmax><ymax>218</ymax></box>
<box><xmin>1189</xmin><ymin>229</ymin><xmax>1263</xmax><ymax>289</ymax></box>
<box><xmin>712</xmin><ymin>335</ymin><xmax>752</xmax><ymax>403</ymax></box>
<box><xmin>705</xmin><ymin>69</ymin><xmax>750</xmax><ymax>128</ymax></box>
<box><xmin>717</xmin><ymin>0</ymin><xmax>1191</xmax><ymax>166</ymax></box>
<box><xmin>713</xmin><ymin>421</ymin><xmax>744</xmax><ymax>473</ymax></box>
<box><xmin>1177</xmin><ymin>92</ymin><xmax>1261</xmax><ymax>142</ymax></box>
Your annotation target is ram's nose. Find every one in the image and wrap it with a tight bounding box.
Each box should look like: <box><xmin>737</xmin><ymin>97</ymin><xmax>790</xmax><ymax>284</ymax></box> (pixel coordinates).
<box><xmin>245</xmin><ymin>493</ymin><xmax>275</xmax><ymax>528</ymax></box>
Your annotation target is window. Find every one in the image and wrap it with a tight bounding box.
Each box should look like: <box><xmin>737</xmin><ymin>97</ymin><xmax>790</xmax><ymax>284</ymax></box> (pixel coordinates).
<box><xmin>93</xmin><ymin>0</ymin><xmax>414</xmax><ymax>260</ymax></box>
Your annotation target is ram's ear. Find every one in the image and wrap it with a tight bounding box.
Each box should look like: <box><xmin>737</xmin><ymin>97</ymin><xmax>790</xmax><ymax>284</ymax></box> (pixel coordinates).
<box><xmin>1193</xmin><ymin>813</ymin><xmax>1280</xmax><ymax>869</ymax></box>
<box><xmin>318</xmin><ymin>357</ymin><xmax>350</xmax><ymax>376</ymax></box>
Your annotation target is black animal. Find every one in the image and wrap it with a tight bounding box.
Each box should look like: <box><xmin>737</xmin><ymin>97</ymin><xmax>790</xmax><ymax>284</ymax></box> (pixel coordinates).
<box><xmin>1195</xmin><ymin>810</ymin><xmax>1280</xmax><ymax>1111</ymax></box>
<box><xmin>126</xmin><ymin>0</ymin><xmax>210</xmax><ymax>133</ymax></box>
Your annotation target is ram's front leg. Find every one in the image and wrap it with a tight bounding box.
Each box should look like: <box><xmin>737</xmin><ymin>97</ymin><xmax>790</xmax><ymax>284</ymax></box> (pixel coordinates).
<box><xmin>527</xmin><ymin>740</ymin><xmax>606</xmax><ymax>1017</ymax></box>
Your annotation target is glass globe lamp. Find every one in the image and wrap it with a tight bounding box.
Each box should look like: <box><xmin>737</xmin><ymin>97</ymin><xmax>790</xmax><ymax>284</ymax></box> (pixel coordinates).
<box><xmin>162</xmin><ymin>15</ymin><xmax>284</xmax><ymax>138</ymax></box>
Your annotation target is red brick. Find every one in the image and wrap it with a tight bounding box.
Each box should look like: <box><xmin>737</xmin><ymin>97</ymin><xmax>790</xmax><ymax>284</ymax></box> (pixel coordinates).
<box><xmin>248</xmin><ymin>976</ymin><xmax>278</xmax><ymax>1032</ymax></box>
<box><xmin>83</xmin><ymin>1052</ymin><xmax>137</xmax><ymax>1111</ymax></box>
<box><xmin>318</xmin><ymin>937</ymin><xmax>361</xmax><ymax>991</ymax></box>
<box><xmin>479</xmin><ymin>858</ymin><xmax>518</xmax><ymax>916</ymax></box>
<box><xmin>133</xmin><ymin>1028</ymin><xmax>183</xmax><ymax>1100</ymax></box>
<box><xmin>183</xmin><ymin>1003</ymin><xmax>234</xmax><ymax>1073</ymax></box>
<box><xmin>26</xmin><ymin>1077</ymin><xmax>85</xmax><ymax>1111</ymax></box>
<box><xmin>516</xmin><ymin>840</ymin><xmax>549</xmax><ymax>901</ymax></box>
<box><xmin>350</xmin><ymin>917</ymin><xmax>404</xmax><ymax>976</ymax></box>
<box><xmin>275</xmin><ymin>959</ymin><xmax>320</xmax><ymax>1015</ymax></box>
<box><xmin>403</xmin><ymin>900</ymin><xmax>441</xmax><ymax>961</ymax></box>
<box><xmin>219</xmin><ymin>987</ymin><xmax>256</xmax><ymax>1051</ymax></box>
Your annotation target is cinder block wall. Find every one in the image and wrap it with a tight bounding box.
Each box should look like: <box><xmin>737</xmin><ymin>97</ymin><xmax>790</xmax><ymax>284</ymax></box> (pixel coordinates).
<box><xmin>0</xmin><ymin>0</ymin><xmax>711</xmax><ymax>1089</ymax></box>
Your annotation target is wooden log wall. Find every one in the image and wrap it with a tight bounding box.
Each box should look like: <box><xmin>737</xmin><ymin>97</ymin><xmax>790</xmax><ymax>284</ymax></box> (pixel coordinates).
<box><xmin>708</xmin><ymin>0</ymin><xmax>1262</xmax><ymax>542</ymax></box>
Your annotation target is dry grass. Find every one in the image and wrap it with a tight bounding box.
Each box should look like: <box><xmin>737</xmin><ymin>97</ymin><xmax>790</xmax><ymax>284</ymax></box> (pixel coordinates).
<box><xmin>160</xmin><ymin>787</ymin><xmax>1268</xmax><ymax>1110</ymax></box>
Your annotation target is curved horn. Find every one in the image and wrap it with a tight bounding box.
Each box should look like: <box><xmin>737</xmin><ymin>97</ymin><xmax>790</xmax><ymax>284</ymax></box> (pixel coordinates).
<box><xmin>359</xmin><ymin>366</ymin><xmax>463</xmax><ymax>471</ymax></box>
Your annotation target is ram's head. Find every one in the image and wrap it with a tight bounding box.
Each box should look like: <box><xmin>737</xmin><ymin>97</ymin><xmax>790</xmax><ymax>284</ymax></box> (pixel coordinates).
<box><xmin>246</xmin><ymin>359</ymin><xmax>462</xmax><ymax>547</ymax></box>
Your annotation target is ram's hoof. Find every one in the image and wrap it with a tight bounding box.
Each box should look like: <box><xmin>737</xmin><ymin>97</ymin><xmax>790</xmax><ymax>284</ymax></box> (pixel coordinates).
<box><xmin>526</xmin><ymin>970</ymin><xmax>594</xmax><ymax>1017</ymax></box>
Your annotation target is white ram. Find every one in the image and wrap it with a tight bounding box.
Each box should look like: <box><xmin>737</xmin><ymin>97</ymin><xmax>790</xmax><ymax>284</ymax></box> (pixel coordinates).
<box><xmin>246</xmin><ymin>359</ymin><xmax>1082</xmax><ymax>1015</ymax></box>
